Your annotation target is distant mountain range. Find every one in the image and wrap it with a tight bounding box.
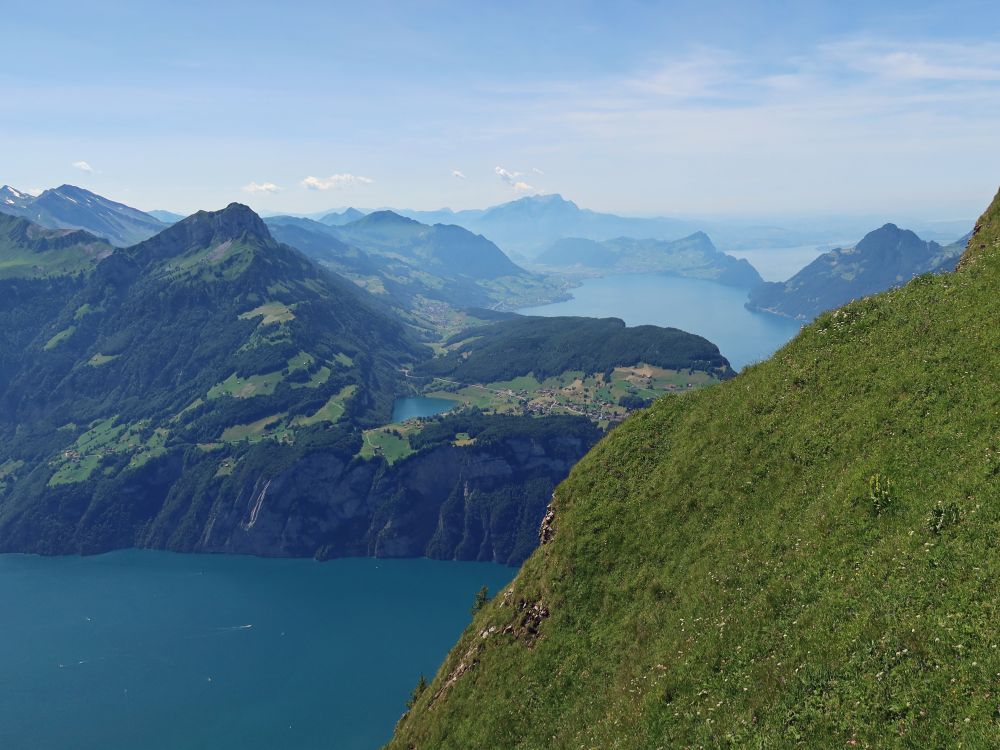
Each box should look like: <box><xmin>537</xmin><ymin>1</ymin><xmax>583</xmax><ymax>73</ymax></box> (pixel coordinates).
<box><xmin>535</xmin><ymin>232</ymin><xmax>763</xmax><ymax>288</ymax></box>
<box><xmin>266</xmin><ymin>211</ymin><xmax>568</xmax><ymax>318</ymax></box>
<box><xmin>148</xmin><ymin>209</ymin><xmax>186</xmax><ymax>224</ymax></box>
<box><xmin>392</xmin><ymin>193</ymin><xmax>973</xmax><ymax>258</ymax></box>
<box><xmin>0</xmin><ymin>212</ymin><xmax>113</xmax><ymax>279</ymax></box>
<box><xmin>0</xmin><ymin>184</ymin><xmax>165</xmax><ymax>246</ymax></box>
<box><xmin>396</xmin><ymin>194</ymin><xmax>697</xmax><ymax>258</ymax></box>
<box><xmin>320</xmin><ymin>207</ymin><xmax>366</xmax><ymax>225</ymax></box>
<box><xmin>746</xmin><ymin>223</ymin><xmax>968</xmax><ymax>321</ymax></box>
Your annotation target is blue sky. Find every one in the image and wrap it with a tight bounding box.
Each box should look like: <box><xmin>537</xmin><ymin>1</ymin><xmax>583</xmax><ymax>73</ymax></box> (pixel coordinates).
<box><xmin>3</xmin><ymin>0</ymin><xmax>1000</xmax><ymax>219</ymax></box>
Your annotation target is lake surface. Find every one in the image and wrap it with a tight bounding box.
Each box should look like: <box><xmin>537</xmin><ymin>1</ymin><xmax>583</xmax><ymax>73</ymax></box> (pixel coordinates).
<box><xmin>0</xmin><ymin>550</ymin><xmax>515</xmax><ymax>750</ymax></box>
<box><xmin>520</xmin><ymin>274</ymin><xmax>801</xmax><ymax>371</ymax></box>
<box><xmin>391</xmin><ymin>396</ymin><xmax>456</xmax><ymax>423</ymax></box>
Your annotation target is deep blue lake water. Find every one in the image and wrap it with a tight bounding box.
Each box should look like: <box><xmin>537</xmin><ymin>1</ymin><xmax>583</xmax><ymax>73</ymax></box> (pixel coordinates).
<box><xmin>0</xmin><ymin>550</ymin><xmax>515</xmax><ymax>750</ymax></box>
<box><xmin>390</xmin><ymin>396</ymin><xmax>456</xmax><ymax>423</ymax></box>
<box><xmin>520</xmin><ymin>274</ymin><xmax>802</xmax><ymax>371</ymax></box>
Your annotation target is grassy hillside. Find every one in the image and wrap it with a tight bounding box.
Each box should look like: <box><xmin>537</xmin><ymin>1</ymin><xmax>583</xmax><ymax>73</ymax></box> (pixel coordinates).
<box><xmin>388</xmin><ymin>188</ymin><xmax>1000</xmax><ymax>748</ymax></box>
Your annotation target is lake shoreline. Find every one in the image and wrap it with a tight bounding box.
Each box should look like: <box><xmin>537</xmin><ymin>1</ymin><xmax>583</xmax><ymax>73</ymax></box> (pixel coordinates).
<box><xmin>518</xmin><ymin>272</ymin><xmax>802</xmax><ymax>371</ymax></box>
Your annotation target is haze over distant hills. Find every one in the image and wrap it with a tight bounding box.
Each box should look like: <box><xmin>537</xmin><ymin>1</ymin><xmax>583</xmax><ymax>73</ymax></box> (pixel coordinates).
<box><xmin>266</xmin><ymin>210</ymin><xmax>568</xmax><ymax>319</ymax></box>
<box><xmin>148</xmin><ymin>210</ymin><xmax>186</xmax><ymax>224</ymax></box>
<box><xmin>13</xmin><ymin>183</ymin><xmax>972</xmax><ymax>264</ymax></box>
<box><xmin>747</xmin><ymin>223</ymin><xmax>969</xmax><ymax>321</ymax></box>
<box><xmin>396</xmin><ymin>194</ymin><xmax>698</xmax><ymax>257</ymax></box>
<box><xmin>1</xmin><ymin>185</ymin><xmax>165</xmax><ymax>247</ymax></box>
<box><xmin>320</xmin><ymin>207</ymin><xmax>366</xmax><ymax>226</ymax></box>
<box><xmin>0</xmin><ymin>212</ymin><xmax>113</xmax><ymax>279</ymax></box>
<box><xmin>536</xmin><ymin>232</ymin><xmax>763</xmax><ymax>288</ymax></box>
<box><xmin>390</xmin><ymin>193</ymin><xmax>973</xmax><ymax>258</ymax></box>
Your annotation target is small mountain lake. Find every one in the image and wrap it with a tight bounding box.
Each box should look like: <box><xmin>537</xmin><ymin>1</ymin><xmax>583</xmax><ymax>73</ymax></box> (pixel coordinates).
<box><xmin>390</xmin><ymin>396</ymin><xmax>456</xmax><ymax>423</ymax></box>
<box><xmin>520</xmin><ymin>274</ymin><xmax>802</xmax><ymax>371</ymax></box>
<box><xmin>0</xmin><ymin>550</ymin><xmax>515</xmax><ymax>750</ymax></box>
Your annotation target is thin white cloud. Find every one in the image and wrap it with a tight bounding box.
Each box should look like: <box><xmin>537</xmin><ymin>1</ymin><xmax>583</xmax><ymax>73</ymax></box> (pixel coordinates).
<box><xmin>489</xmin><ymin>36</ymin><xmax>1000</xmax><ymax>215</ymax></box>
<box><xmin>495</xmin><ymin>165</ymin><xmax>523</xmax><ymax>186</ymax></box>
<box><xmin>451</xmin><ymin>169</ymin><xmax>466</xmax><ymax>179</ymax></box>
<box><xmin>626</xmin><ymin>48</ymin><xmax>739</xmax><ymax>99</ymax></box>
<box><xmin>26</xmin><ymin>188</ymin><xmax>43</xmax><ymax>197</ymax></box>
<box><xmin>495</xmin><ymin>166</ymin><xmax>535</xmax><ymax>192</ymax></box>
<box><xmin>531</xmin><ymin>167</ymin><xmax>545</xmax><ymax>175</ymax></box>
<box><xmin>301</xmin><ymin>173</ymin><xmax>374</xmax><ymax>190</ymax></box>
<box><xmin>242</xmin><ymin>181</ymin><xmax>280</xmax><ymax>194</ymax></box>
<box><xmin>72</xmin><ymin>160</ymin><xmax>94</xmax><ymax>173</ymax></box>
<box><xmin>821</xmin><ymin>39</ymin><xmax>1000</xmax><ymax>82</ymax></box>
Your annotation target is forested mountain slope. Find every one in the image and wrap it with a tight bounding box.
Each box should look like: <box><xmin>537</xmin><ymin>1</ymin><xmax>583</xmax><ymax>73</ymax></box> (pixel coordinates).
<box><xmin>0</xmin><ymin>207</ymin><xmax>642</xmax><ymax>565</ymax></box>
<box><xmin>0</xmin><ymin>204</ymin><xmax>418</xmax><ymax>551</ymax></box>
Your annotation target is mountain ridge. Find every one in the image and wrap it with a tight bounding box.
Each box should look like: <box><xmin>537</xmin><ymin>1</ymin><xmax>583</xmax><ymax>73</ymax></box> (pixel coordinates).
<box><xmin>0</xmin><ymin>184</ymin><xmax>165</xmax><ymax>246</ymax></box>
<box><xmin>0</xmin><ymin>210</ymin><xmax>113</xmax><ymax>278</ymax></box>
<box><xmin>747</xmin><ymin>222</ymin><xmax>966</xmax><ymax>320</ymax></box>
<box><xmin>536</xmin><ymin>231</ymin><xmax>764</xmax><ymax>288</ymax></box>
<box><xmin>266</xmin><ymin>211</ymin><xmax>568</xmax><ymax>316</ymax></box>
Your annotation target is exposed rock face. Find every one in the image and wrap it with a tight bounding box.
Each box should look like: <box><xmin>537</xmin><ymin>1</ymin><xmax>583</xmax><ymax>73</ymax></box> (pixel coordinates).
<box><xmin>3</xmin><ymin>429</ymin><xmax>598</xmax><ymax>566</ymax></box>
<box><xmin>539</xmin><ymin>497</ymin><xmax>557</xmax><ymax>545</ymax></box>
<box><xmin>187</xmin><ymin>435</ymin><xmax>591</xmax><ymax>566</ymax></box>
<box><xmin>504</xmin><ymin>598</ymin><xmax>550</xmax><ymax>646</ymax></box>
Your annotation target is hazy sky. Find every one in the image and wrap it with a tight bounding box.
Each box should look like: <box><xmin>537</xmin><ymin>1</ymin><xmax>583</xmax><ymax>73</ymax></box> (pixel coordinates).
<box><xmin>3</xmin><ymin>0</ymin><xmax>1000</xmax><ymax>219</ymax></box>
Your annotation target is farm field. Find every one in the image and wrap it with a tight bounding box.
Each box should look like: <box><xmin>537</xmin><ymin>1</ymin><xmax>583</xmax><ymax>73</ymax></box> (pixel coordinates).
<box><xmin>421</xmin><ymin>364</ymin><xmax>715</xmax><ymax>422</ymax></box>
<box><xmin>359</xmin><ymin>363</ymin><xmax>719</xmax><ymax>464</ymax></box>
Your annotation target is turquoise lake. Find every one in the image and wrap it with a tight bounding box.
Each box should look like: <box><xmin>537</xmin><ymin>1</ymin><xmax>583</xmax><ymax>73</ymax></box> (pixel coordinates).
<box><xmin>0</xmin><ymin>550</ymin><xmax>515</xmax><ymax>750</ymax></box>
<box><xmin>390</xmin><ymin>396</ymin><xmax>456</xmax><ymax>423</ymax></box>
<box><xmin>520</xmin><ymin>274</ymin><xmax>802</xmax><ymax>371</ymax></box>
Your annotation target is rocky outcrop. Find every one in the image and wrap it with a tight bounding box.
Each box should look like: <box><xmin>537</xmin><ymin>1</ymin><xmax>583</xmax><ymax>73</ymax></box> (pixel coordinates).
<box><xmin>539</xmin><ymin>496</ymin><xmax>556</xmax><ymax>545</ymax></box>
<box><xmin>0</xmin><ymin>427</ymin><xmax>598</xmax><ymax>566</ymax></box>
<box><xmin>191</xmin><ymin>434</ymin><xmax>592</xmax><ymax>566</ymax></box>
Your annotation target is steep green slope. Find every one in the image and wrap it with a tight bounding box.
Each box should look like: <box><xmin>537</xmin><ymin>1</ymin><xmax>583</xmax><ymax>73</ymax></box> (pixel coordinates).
<box><xmin>0</xmin><ymin>203</ymin><xmax>420</xmax><ymax>552</ymax></box>
<box><xmin>0</xmin><ymin>205</ymin><xmax>628</xmax><ymax>564</ymax></box>
<box><xmin>0</xmin><ymin>213</ymin><xmax>114</xmax><ymax>399</ymax></box>
<box><xmin>747</xmin><ymin>223</ymin><xmax>966</xmax><ymax>321</ymax></box>
<box><xmin>389</xmin><ymin>189</ymin><xmax>1000</xmax><ymax>748</ymax></box>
